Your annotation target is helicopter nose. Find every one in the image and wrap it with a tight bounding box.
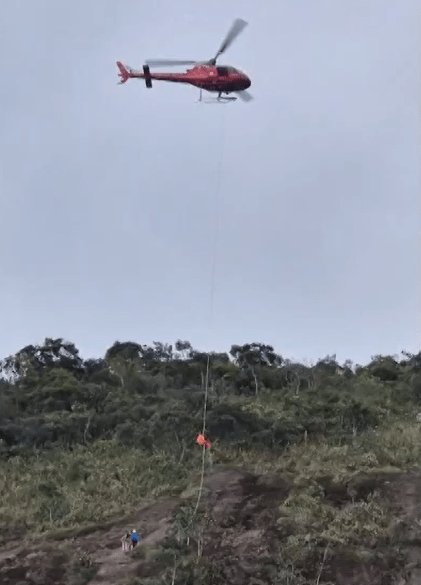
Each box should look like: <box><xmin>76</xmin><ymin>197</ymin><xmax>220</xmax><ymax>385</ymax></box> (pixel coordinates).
<box><xmin>242</xmin><ymin>75</ymin><xmax>251</xmax><ymax>89</ymax></box>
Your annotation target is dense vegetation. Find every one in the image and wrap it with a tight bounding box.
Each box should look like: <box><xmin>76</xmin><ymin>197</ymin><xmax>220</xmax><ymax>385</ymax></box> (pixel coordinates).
<box><xmin>1</xmin><ymin>337</ymin><xmax>421</xmax><ymax>583</ymax></box>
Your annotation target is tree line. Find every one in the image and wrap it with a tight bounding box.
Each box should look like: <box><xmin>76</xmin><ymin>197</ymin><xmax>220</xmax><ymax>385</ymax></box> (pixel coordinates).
<box><xmin>1</xmin><ymin>337</ymin><xmax>420</xmax><ymax>458</ymax></box>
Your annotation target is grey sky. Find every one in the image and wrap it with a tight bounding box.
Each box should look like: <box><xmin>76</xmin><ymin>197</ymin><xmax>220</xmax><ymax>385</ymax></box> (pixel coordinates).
<box><xmin>0</xmin><ymin>0</ymin><xmax>420</xmax><ymax>367</ymax></box>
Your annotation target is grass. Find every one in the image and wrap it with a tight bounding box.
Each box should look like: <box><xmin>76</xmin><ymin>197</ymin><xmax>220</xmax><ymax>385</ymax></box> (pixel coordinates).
<box><xmin>213</xmin><ymin>416</ymin><xmax>421</xmax><ymax>477</ymax></box>
<box><xmin>209</xmin><ymin>417</ymin><xmax>421</xmax><ymax>572</ymax></box>
<box><xmin>1</xmin><ymin>414</ymin><xmax>421</xmax><ymax>571</ymax></box>
<box><xmin>0</xmin><ymin>440</ymin><xmax>197</xmax><ymax>534</ymax></box>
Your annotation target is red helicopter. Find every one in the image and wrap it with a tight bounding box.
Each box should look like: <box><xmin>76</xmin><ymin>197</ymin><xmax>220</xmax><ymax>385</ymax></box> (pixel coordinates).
<box><xmin>116</xmin><ymin>18</ymin><xmax>252</xmax><ymax>102</ymax></box>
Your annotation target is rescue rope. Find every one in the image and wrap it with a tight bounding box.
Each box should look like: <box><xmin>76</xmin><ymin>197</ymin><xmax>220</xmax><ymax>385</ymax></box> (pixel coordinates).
<box><xmin>418</xmin><ymin>1</ymin><xmax>421</xmax><ymax>348</ymax></box>
<box><xmin>170</xmin><ymin>107</ymin><xmax>226</xmax><ymax>582</ymax></box>
<box><xmin>193</xmin><ymin>354</ymin><xmax>210</xmax><ymax>517</ymax></box>
<box><xmin>192</xmin><ymin>108</ymin><xmax>225</xmax><ymax>518</ymax></box>
<box><xmin>209</xmin><ymin>107</ymin><xmax>226</xmax><ymax>323</ymax></box>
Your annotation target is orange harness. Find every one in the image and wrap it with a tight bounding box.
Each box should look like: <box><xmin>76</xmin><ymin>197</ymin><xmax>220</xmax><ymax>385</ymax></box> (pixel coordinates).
<box><xmin>195</xmin><ymin>433</ymin><xmax>210</xmax><ymax>449</ymax></box>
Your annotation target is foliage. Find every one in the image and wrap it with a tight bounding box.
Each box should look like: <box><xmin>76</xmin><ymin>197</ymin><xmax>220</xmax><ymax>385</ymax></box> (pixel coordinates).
<box><xmin>1</xmin><ymin>339</ymin><xmax>421</xmax><ymax>582</ymax></box>
<box><xmin>0</xmin><ymin>441</ymin><xmax>197</xmax><ymax>532</ymax></box>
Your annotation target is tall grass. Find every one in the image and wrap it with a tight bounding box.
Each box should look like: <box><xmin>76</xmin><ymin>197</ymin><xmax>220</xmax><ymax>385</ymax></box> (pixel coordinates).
<box><xmin>210</xmin><ymin>418</ymin><xmax>421</xmax><ymax>571</ymax></box>
<box><xmin>0</xmin><ymin>440</ymin><xmax>196</xmax><ymax>533</ymax></box>
<box><xmin>1</xmin><ymin>417</ymin><xmax>420</xmax><ymax>543</ymax></box>
<box><xmin>215</xmin><ymin>417</ymin><xmax>421</xmax><ymax>478</ymax></box>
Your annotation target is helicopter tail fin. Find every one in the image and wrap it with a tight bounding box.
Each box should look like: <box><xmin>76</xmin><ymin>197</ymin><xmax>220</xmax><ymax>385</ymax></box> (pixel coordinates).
<box><xmin>116</xmin><ymin>61</ymin><xmax>131</xmax><ymax>84</ymax></box>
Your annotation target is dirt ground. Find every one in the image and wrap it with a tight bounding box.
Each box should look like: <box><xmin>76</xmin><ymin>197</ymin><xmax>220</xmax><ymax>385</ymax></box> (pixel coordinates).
<box><xmin>2</xmin><ymin>466</ymin><xmax>421</xmax><ymax>584</ymax></box>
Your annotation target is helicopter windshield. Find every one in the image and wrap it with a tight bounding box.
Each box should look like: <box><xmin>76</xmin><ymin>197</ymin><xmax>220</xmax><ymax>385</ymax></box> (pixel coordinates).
<box><xmin>216</xmin><ymin>65</ymin><xmax>240</xmax><ymax>75</ymax></box>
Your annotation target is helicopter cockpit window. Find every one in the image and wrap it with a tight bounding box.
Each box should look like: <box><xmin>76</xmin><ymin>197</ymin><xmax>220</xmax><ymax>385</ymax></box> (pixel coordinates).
<box><xmin>217</xmin><ymin>66</ymin><xmax>238</xmax><ymax>74</ymax></box>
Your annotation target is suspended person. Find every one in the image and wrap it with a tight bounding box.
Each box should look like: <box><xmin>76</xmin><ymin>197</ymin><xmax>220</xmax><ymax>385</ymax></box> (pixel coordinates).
<box><xmin>195</xmin><ymin>433</ymin><xmax>212</xmax><ymax>469</ymax></box>
<box><xmin>195</xmin><ymin>433</ymin><xmax>210</xmax><ymax>449</ymax></box>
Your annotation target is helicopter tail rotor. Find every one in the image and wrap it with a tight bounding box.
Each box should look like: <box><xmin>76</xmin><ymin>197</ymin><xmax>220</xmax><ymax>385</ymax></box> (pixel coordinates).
<box><xmin>143</xmin><ymin>65</ymin><xmax>152</xmax><ymax>88</ymax></box>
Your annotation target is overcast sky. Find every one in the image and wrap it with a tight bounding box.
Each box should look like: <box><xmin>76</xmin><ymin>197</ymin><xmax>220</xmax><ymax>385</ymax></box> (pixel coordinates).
<box><xmin>0</xmin><ymin>0</ymin><xmax>420</xmax><ymax>367</ymax></box>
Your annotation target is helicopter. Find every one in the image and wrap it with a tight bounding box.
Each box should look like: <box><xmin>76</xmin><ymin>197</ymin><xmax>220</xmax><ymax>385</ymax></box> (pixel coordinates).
<box><xmin>116</xmin><ymin>18</ymin><xmax>252</xmax><ymax>102</ymax></box>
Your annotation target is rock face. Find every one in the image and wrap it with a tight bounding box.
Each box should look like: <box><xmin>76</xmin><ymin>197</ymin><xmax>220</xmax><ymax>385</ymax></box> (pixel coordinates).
<box><xmin>1</xmin><ymin>467</ymin><xmax>421</xmax><ymax>584</ymax></box>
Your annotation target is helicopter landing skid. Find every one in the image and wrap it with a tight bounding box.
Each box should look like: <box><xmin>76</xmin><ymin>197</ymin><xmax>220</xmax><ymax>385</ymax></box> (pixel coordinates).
<box><xmin>197</xmin><ymin>89</ymin><xmax>237</xmax><ymax>104</ymax></box>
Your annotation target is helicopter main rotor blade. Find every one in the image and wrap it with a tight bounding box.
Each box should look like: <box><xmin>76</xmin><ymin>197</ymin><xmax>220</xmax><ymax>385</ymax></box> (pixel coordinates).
<box><xmin>145</xmin><ymin>59</ymin><xmax>197</xmax><ymax>67</ymax></box>
<box><xmin>235</xmin><ymin>89</ymin><xmax>253</xmax><ymax>102</ymax></box>
<box><xmin>214</xmin><ymin>18</ymin><xmax>248</xmax><ymax>61</ymax></box>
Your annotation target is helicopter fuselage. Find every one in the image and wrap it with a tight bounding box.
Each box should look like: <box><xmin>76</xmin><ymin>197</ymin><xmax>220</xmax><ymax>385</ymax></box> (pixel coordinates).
<box><xmin>118</xmin><ymin>62</ymin><xmax>251</xmax><ymax>94</ymax></box>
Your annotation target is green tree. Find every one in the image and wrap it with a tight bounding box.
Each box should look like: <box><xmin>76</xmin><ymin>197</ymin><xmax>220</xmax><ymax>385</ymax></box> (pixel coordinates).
<box><xmin>0</xmin><ymin>338</ymin><xmax>83</xmax><ymax>380</ymax></box>
<box><xmin>367</xmin><ymin>355</ymin><xmax>400</xmax><ymax>382</ymax></box>
<box><xmin>229</xmin><ymin>343</ymin><xmax>282</xmax><ymax>396</ymax></box>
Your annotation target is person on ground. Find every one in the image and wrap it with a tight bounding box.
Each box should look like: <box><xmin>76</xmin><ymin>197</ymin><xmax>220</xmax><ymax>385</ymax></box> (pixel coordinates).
<box><xmin>121</xmin><ymin>532</ymin><xmax>130</xmax><ymax>551</ymax></box>
<box><xmin>130</xmin><ymin>529</ymin><xmax>139</xmax><ymax>549</ymax></box>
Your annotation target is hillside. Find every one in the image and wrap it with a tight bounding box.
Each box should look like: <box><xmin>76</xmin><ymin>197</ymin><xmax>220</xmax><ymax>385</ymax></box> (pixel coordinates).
<box><xmin>1</xmin><ymin>338</ymin><xmax>421</xmax><ymax>584</ymax></box>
